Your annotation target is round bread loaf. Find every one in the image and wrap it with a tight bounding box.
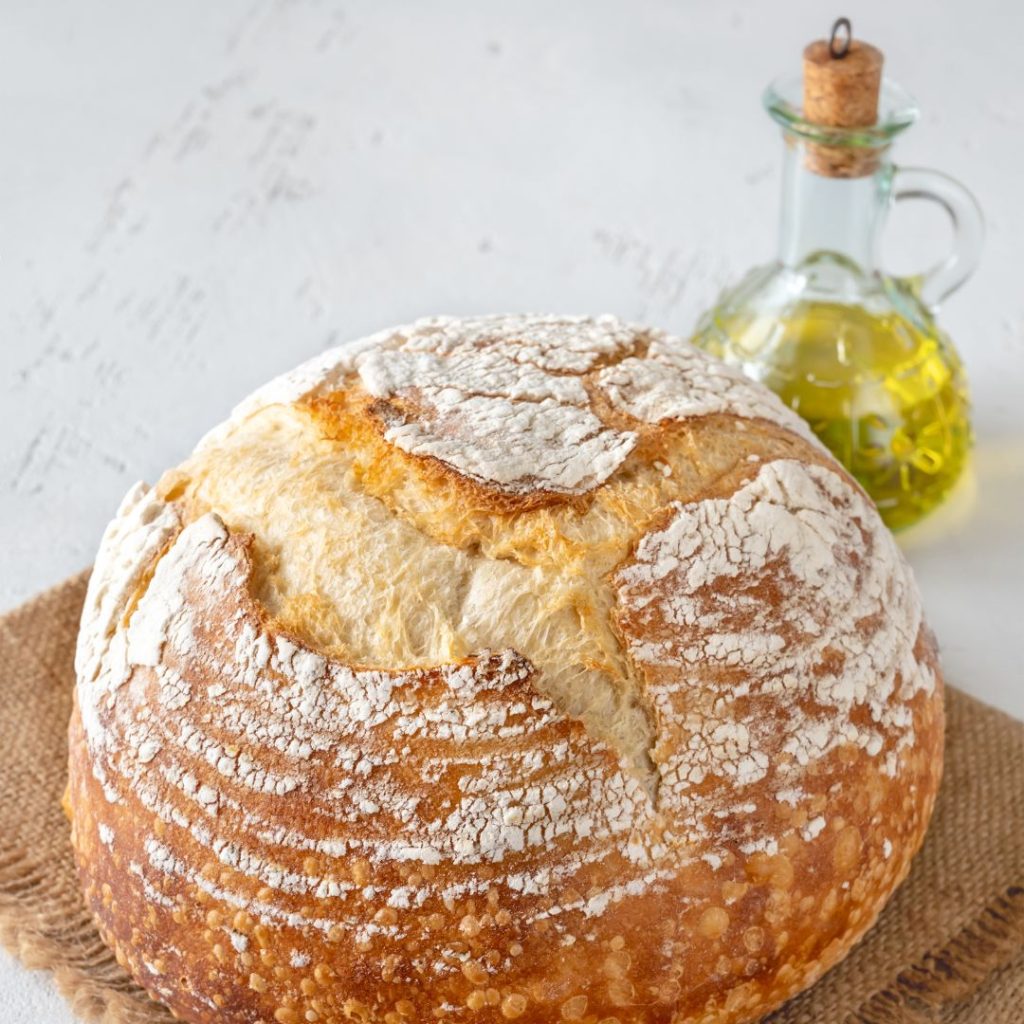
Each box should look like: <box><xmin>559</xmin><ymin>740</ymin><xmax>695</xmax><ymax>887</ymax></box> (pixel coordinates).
<box><xmin>68</xmin><ymin>314</ymin><xmax>944</xmax><ymax>1024</ymax></box>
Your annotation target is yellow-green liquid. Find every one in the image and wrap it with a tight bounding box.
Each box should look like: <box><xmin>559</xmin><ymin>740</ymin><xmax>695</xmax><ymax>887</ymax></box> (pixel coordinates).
<box><xmin>696</xmin><ymin>301</ymin><xmax>971</xmax><ymax>530</ymax></box>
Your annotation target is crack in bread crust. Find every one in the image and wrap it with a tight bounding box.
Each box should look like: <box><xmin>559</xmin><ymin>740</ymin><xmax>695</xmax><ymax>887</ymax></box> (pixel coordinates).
<box><xmin>160</xmin><ymin>394</ymin><xmax>831</xmax><ymax>796</ymax></box>
<box><xmin>158</xmin><ymin>403</ymin><xmax>660</xmax><ymax>788</ymax></box>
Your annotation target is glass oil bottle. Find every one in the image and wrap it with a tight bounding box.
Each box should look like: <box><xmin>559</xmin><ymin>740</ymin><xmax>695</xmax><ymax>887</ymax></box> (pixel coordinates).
<box><xmin>691</xmin><ymin>21</ymin><xmax>983</xmax><ymax>530</ymax></box>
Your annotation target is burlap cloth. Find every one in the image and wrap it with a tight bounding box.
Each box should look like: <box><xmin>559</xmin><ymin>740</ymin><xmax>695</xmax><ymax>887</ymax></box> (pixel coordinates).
<box><xmin>0</xmin><ymin>574</ymin><xmax>1022</xmax><ymax>1024</ymax></box>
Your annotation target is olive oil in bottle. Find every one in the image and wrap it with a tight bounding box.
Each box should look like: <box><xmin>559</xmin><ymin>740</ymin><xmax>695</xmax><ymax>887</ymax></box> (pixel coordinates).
<box><xmin>696</xmin><ymin>298</ymin><xmax>971</xmax><ymax>530</ymax></box>
<box><xmin>691</xmin><ymin>22</ymin><xmax>982</xmax><ymax>530</ymax></box>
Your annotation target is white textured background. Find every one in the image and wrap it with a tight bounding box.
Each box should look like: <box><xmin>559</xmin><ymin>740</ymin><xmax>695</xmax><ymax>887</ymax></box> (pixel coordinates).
<box><xmin>2</xmin><ymin>1</ymin><xmax>1023</xmax><ymax>1018</ymax></box>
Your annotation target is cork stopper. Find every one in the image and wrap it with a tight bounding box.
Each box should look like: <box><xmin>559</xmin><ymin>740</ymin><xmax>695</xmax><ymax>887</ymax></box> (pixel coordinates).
<box><xmin>801</xmin><ymin>19</ymin><xmax>884</xmax><ymax>177</ymax></box>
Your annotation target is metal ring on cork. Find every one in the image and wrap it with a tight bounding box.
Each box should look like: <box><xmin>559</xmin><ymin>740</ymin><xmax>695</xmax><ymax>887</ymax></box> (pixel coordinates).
<box><xmin>829</xmin><ymin>17</ymin><xmax>852</xmax><ymax>60</ymax></box>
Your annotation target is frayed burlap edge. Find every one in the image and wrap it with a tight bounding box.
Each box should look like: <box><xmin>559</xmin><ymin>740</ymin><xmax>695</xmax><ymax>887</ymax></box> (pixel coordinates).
<box><xmin>846</xmin><ymin>887</ymin><xmax>1024</xmax><ymax>1023</ymax></box>
<box><xmin>0</xmin><ymin>848</ymin><xmax>163</xmax><ymax>1024</ymax></box>
<box><xmin>0</xmin><ymin>572</ymin><xmax>1022</xmax><ymax>1024</ymax></box>
<box><xmin>0</xmin><ymin>572</ymin><xmax>175</xmax><ymax>1024</ymax></box>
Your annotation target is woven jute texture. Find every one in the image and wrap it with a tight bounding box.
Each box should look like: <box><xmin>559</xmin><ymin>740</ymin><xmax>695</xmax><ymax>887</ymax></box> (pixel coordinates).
<box><xmin>0</xmin><ymin>574</ymin><xmax>1022</xmax><ymax>1024</ymax></box>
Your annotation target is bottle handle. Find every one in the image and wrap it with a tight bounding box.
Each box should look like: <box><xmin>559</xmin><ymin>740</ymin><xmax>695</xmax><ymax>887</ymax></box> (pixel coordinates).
<box><xmin>890</xmin><ymin>166</ymin><xmax>984</xmax><ymax>311</ymax></box>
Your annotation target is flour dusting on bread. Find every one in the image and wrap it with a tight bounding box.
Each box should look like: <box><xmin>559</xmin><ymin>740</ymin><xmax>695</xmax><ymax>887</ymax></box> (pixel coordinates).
<box><xmin>615</xmin><ymin>459</ymin><xmax>935</xmax><ymax>846</ymax></box>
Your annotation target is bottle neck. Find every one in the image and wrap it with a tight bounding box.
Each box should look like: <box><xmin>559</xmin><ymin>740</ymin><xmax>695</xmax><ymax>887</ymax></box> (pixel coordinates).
<box><xmin>777</xmin><ymin>137</ymin><xmax>892</xmax><ymax>273</ymax></box>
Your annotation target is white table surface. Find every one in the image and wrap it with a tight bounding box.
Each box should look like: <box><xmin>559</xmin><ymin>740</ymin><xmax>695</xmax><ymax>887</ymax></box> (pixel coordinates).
<box><xmin>2</xmin><ymin>0</ymin><xmax>1022</xmax><ymax>1018</ymax></box>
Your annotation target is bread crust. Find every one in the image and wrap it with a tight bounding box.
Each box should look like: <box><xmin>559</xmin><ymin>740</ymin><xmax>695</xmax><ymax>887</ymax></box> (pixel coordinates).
<box><xmin>68</xmin><ymin>315</ymin><xmax>944</xmax><ymax>1024</ymax></box>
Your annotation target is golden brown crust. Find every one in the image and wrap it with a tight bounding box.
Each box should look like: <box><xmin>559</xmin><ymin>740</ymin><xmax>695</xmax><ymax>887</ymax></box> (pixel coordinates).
<box><xmin>68</xmin><ymin>315</ymin><xmax>944</xmax><ymax>1024</ymax></box>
